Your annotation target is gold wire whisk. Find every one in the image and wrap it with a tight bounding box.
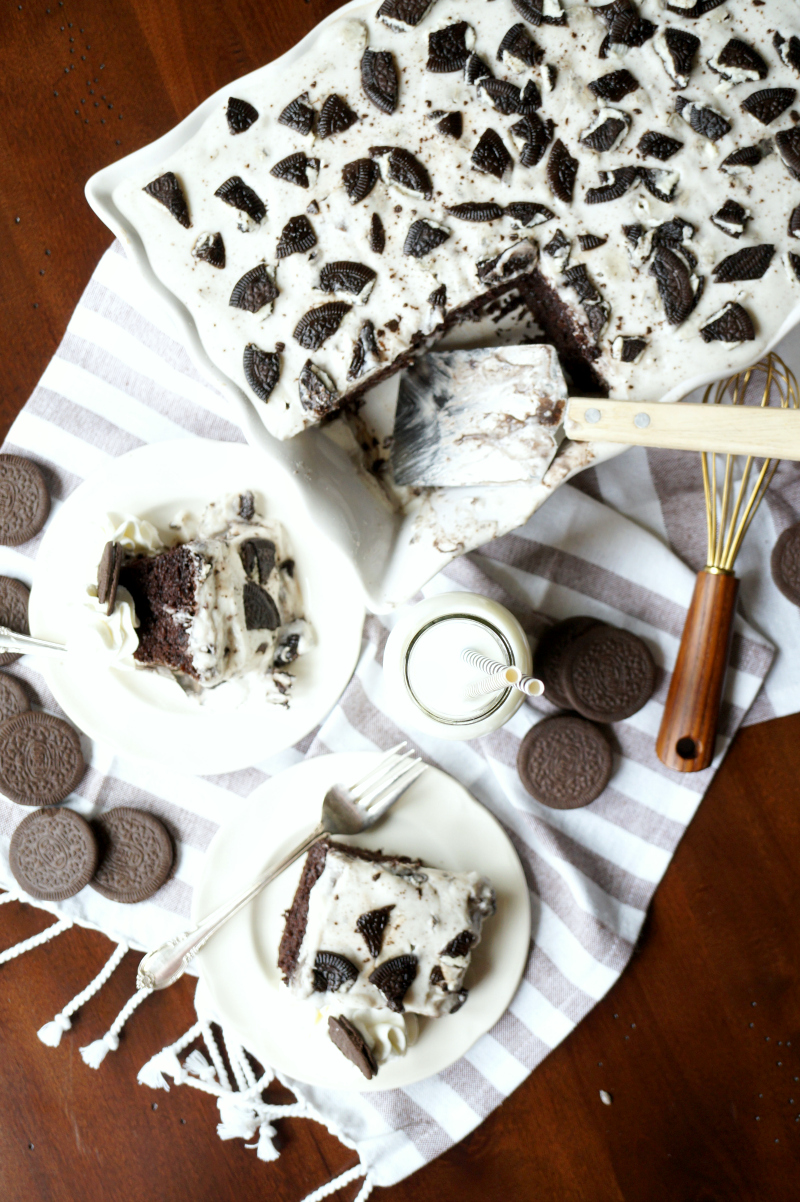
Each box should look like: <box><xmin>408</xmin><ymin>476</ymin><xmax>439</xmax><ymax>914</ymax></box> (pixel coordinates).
<box><xmin>701</xmin><ymin>354</ymin><xmax>799</xmax><ymax>575</ymax></box>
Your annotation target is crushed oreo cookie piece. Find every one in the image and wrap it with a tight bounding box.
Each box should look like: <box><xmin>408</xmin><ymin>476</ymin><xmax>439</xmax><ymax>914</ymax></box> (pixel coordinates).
<box><xmin>650</xmin><ymin>246</ymin><xmax>701</xmax><ymax>325</ymax></box>
<box><xmin>435</xmin><ymin>110</ymin><xmax>463</xmax><ymax>138</ymax></box>
<box><xmin>579</xmin><ymin>233</ymin><xmax>608</xmax><ymax>251</ymax></box>
<box><xmin>403</xmin><ymin>217</ymin><xmax>450</xmax><ymax>257</ymax></box>
<box><xmin>788</xmin><ymin>252</ymin><xmax>800</xmax><ymax>283</ymax></box>
<box><xmin>243</xmin><ymin>344</ymin><xmax>281</xmax><ymax>403</ymax></box>
<box><xmin>546</xmin><ymin>138</ymin><xmax>578</xmax><ymax>202</ymax></box>
<box><xmin>143</xmin><ymin>172</ymin><xmax>191</xmax><ymax>228</ymax></box>
<box><xmin>479</xmin><ymin>78</ymin><xmax>524</xmax><ymax>116</ymax></box>
<box><xmin>595</xmin><ymin>0</ymin><xmax>655</xmax><ymax>59</ymax></box>
<box><xmin>369</xmin><ymin>211</ymin><xmax>386</xmax><ymax>253</ymax></box>
<box><xmin>638</xmin><ymin>131</ymin><xmax>683</xmax><ymax>161</ymax></box>
<box><xmin>229</xmin><ymin>264</ymin><xmax>278</xmax><ymax>314</ymax></box>
<box><xmin>445</xmin><ymin>201</ymin><xmax>504</xmax><ymax>222</ymax></box>
<box><xmin>639</xmin><ymin>167</ymin><xmax>680</xmax><ymax>203</ymax></box>
<box><xmin>318</xmin><ymin>94</ymin><xmax>358</xmax><ymax>139</ymax></box>
<box><xmin>298</xmin><ymin>361</ymin><xmax>339</xmax><ymax>414</ymax></box>
<box><xmin>97</xmin><ymin>541</ymin><xmax>123</xmax><ymax>615</ymax></box>
<box><xmin>278</xmin><ymin>92</ymin><xmax>315</xmax><ymax>136</ymax></box>
<box><xmin>512</xmin><ymin>0</ymin><xmax>566</xmax><ymax>26</ymax></box>
<box><xmin>505</xmin><ymin>201</ymin><xmax>554</xmax><ymax>226</ymax></box>
<box><xmin>472</xmin><ymin>127</ymin><xmax>512</xmax><ymax>179</ymax></box>
<box><xmin>777</xmin><ymin>127</ymin><xmax>800</xmax><ymax>179</ymax></box>
<box><xmin>314</xmin><ymin>951</ymin><xmax>358</xmax><ymax>993</ymax></box>
<box><xmin>361</xmin><ymin>48</ymin><xmax>398</xmax><ymax>113</ymax></box>
<box><xmin>700</xmin><ymin>302</ymin><xmax>756</xmax><ymax>343</ymax></box>
<box><xmin>519</xmin><ymin>80</ymin><xmax>543</xmax><ymax>114</ymax></box>
<box><xmin>276</xmin><ymin>214</ymin><xmax>317</xmax><ymax>259</ymax></box>
<box><xmin>320</xmin><ymin>261</ymin><xmax>377</xmax><ymax>301</ymax></box>
<box><xmin>273</xmin><ymin>631</ymin><xmax>301</xmax><ymax>667</ymax></box>
<box><xmin>343</xmin><ymin>157</ymin><xmax>380</xmax><ymax>204</ymax></box>
<box><xmin>774</xmin><ymin>32</ymin><xmax>800</xmax><ymax>76</ymax></box>
<box><xmin>427</xmin><ymin>20</ymin><xmax>474</xmax><ymax>72</ymax></box>
<box><xmin>742</xmin><ymin>88</ymin><xmax>796</xmax><ymax>127</ymax></box>
<box><xmin>543</xmin><ymin>227</ymin><xmax>570</xmax><ymax>263</ymax></box>
<box><xmin>612</xmin><ymin>334</ymin><xmax>648</xmax><ymax>362</ymax></box>
<box><xmin>708</xmin><ymin>39</ymin><xmax>768</xmax><ymax>84</ymax></box>
<box><xmin>348</xmin><ymin>321</ymin><xmax>381</xmax><ymax>380</ymax></box>
<box><xmin>580</xmin><ymin>110</ymin><xmax>630</xmax><ymax>154</ymax></box>
<box><xmin>242</xmin><ymin>581</ymin><xmax>280</xmax><ymax>631</ymax></box>
<box><xmin>356</xmin><ymin>905</ymin><xmax>395</xmax><ymax>958</ymax></box>
<box><xmin>328</xmin><ymin>1016</ymin><xmax>378</xmax><ymax>1080</ymax></box>
<box><xmin>226</xmin><ymin>96</ymin><xmax>258</xmax><ymax>135</ymax></box>
<box><xmin>790</xmin><ymin>204</ymin><xmax>800</xmax><ymax>238</ymax></box>
<box><xmin>585</xmin><ymin>166</ymin><xmax>638</xmax><ymax>204</ymax></box>
<box><xmin>464</xmin><ymin>52</ymin><xmax>492</xmax><ymax>85</ymax></box>
<box><xmin>215</xmin><ymin>176</ymin><xmax>266</xmax><ymax>223</ymax></box>
<box><xmin>498</xmin><ymin>23</ymin><xmax>544</xmax><ymax>69</ymax></box>
<box><xmin>657</xmin><ymin>27</ymin><xmax>700</xmax><ymax>88</ymax></box>
<box><xmin>191</xmin><ymin>231</ymin><xmax>225</xmax><ymax>268</ymax></box>
<box><xmin>270</xmin><ymin>152</ymin><xmax>318</xmax><ymax>189</ymax></box>
<box><xmin>588</xmin><ymin>69</ymin><xmax>639</xmax><ymax>104</ymax></box>
<box><xmin>720</xmin><ymin>144</ymin><xmax>764</xmax><ymax>173</ymax></box>
<box><xmin>240</xmin><ymin>538</ymin><xmax>276</xmax><ymax>582</ymax></box>
<box><xmin>478</xmin><ymin>239</ymin><xmax>537</xmax><ymax>283</ymax></box>
<box><xmin>440</xmin><ymin>930</ymin><xmax>476</xmax><ymax>958</ymax></box>
<box><xmin>711</xmin><ymin>199</ymin><xmax>750</xmax><ymax>238</ymax></box>
<box><xmin>369</xmin><ymin>953</ymin><xmax>418</xmax><ymax>1012</ymax></box>
<box><xmin>675</xmin><ymin>96</ymin><xmax>731</xmax><ymax>142</ymax></box>
<box><xmin>377</xmin><ymin>0</ymin><xmax>436</xmax><ymax>30</ymax></box>
<box><xmin>510</xmin><ymin>113</ymin><xmax>553</xmax><ymax>166</ymax></box>
<box><xmin>294</xmin><ymin>302</ymin><xmax>351</xmax><ymax>350</ymax></box>
<box><xmin>370</xmin><ymin>146</ymin><xmax>433</xmax><ymax>199</ymax></box>
<box><xmin>666</xmin><ymin>0</ymin><xmax>725</xmax><ymax>15</ymax></box>
<box><xmin>713</xmin><ymin>243</ymin><xmax>775</xmax><ymax>282</ymax></box>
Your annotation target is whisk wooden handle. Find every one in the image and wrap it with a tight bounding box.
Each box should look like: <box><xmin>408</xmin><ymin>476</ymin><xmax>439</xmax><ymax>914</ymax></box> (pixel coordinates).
<box><xmin>656</xmin><ymin>569</ymin><xmax>740</xmax><ymax>773</ymax></box>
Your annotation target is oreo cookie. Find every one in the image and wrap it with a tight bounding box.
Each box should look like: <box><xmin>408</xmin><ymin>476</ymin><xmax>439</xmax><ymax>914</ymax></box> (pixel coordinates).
<box><xmin>0</xmin><ymin>577</ymin><xmax>30</xmax><ymax>667</ymax></box>
<box><xmin>562</xmin><ymin>625</ymin><xmax>656</xmax><ymax>722</ymax></box>
<box><xmin>771</xmin><ymin>521</ymin><xmax>800</xmax><ymax>608</ymax></box>
<box><xmin>517</xmin><ymin>716</ymin><xmax>612</xmax><ymax>809</ymax></box>
<box><xmin>97</xmin><ymin>541</ymin><xmax>123</xmax><ymax>614</ymax></box>
<box><xmin>534</xmin><ymin>617</ymin><xmax>605</xmax><ymax>709</ymax></box>
<box><xmin>91</xmin><ymin>807</ymin><xmax>174</xmax><ymax>903</ymax></box>
<box><xmin>0</xmin><ymin>455</ymin><xmax>50</xmax><ymax>547</ymax></box>
<box><xmin>328</xmin><ymin>1015</ymin><xmax>378</xmax><ymax>1080</ymax></box>
<box><xmin>0</xmin><ymin>673</ymin><xmax>29</xmax><ymax>723</ymax></box>
<box><xmin>10</xmin><ymin>807</ymin><xmax>98</xmax><ymax>901</ymax></box>
<box><xmin>0</xmin><ymin>711</ymin><xmax>86</xmax><ymax>807</ymax></box>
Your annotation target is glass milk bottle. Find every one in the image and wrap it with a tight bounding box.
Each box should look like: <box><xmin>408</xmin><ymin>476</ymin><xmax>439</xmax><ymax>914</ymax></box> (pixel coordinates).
<box><xmin>384</xmin><ymin>592</ymin><xmax>534</xmax><ymax>740</ymax></box>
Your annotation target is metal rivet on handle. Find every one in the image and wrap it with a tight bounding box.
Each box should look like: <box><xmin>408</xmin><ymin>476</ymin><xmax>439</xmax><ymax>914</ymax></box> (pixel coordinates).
<box><xmin>634</xmin><ymin>412</ymin><xmax>651</xmax><ymax>429</ymax></box>
<box><xmin>585</xmin><ymin>407</ymin><xmax>602</xmax><ymax>424</ymax></box>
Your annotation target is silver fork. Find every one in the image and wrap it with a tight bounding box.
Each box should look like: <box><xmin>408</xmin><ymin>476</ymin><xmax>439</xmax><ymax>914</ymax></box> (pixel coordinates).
<box><xmin>136</xmin><ymin>744</ymin><xmax>426</xmax><ymax>991</ymax></box>
<box><xmin>0</xmin><ymin>626</ymin><xmax>68</xmax><ymax>658</ymax></box>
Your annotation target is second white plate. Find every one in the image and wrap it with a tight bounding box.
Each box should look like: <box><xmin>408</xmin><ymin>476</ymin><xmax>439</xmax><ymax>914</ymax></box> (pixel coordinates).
<box><xmin>28</xmin><ymin>440</ymin><xmax>365</xmax><ymax>775</ymax></box>
<box><xmin>194</xmin><ymin>752</ymin><xmax>531</xmax><ymax>1091</ymax></box>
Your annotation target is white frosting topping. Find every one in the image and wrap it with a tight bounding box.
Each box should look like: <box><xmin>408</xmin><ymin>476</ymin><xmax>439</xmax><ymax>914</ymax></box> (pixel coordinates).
<box><xmin>289</xmin><ymin>844</ymin><xmax>496</xmax><ymax>1018</ymax></box>
<box><xmin>67</xmin><ymin>585</ymin><xmax>140</xmax><ymax>665</ymax></box>
<box><xmin>113</xmin><ymin>0</ymin><xmax>800</xmax><ymax>444</ymax></box>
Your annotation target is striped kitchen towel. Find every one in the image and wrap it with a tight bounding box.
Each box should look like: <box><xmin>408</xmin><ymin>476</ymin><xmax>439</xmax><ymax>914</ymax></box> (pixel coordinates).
<box><xmin>0</xmin><ymin>241</ymin><xmax>793</xmax><ymax>1198</ymax></box>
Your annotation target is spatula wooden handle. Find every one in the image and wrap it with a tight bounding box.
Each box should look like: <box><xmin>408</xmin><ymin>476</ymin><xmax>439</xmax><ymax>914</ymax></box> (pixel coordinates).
<box><xmin>566</xmin><ymin>398</ymin><xmax>800</xmax><ymax>461</ymax></box>
<box><xmin>656</xmin><ymin>569</ymin><xmax>739</xmax><ymax>773</ymax></box>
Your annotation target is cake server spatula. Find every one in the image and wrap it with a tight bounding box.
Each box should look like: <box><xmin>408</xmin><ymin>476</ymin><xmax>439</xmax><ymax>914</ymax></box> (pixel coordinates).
<box><xmin>390</xmin><ymin>346</ymin><xmax>800</xmax><ymax>489</ymax></box>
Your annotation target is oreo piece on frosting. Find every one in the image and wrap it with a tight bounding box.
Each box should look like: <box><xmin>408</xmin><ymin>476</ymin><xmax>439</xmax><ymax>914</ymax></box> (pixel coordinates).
<box><xmin>215</xmin><ymin>176</ymin><xmax>266</xmax><ymax>223</ymax></box>
<box><xmin>278</xmin><ymin>93</ymin><xmax>315</xmax><ymax>137</ymax></box>
<box><xmin>741</xmin><ymin>88</ymin><xmax>796</xmax><ymax>128</ymax></box>
<box><xmin>562</xmin><ymin>625</ymin><xmax>656</xmax><ymax>723</ymax></box>
<box><xmin>0</xmin><ymin>711</ymin><xmax>86</xmax><ymax>807</ymax></box>
<box><xmin>243</xmin><ymin>344</ymin><xmax>281</xmax><ymax>403</ymax></box>
<box><xmin>226</xmin><ymin>97</ymin><xmax>258</xmax><ymax>135</ymax></box>
<box><xmin>97</xmin><ymin>540</ymin><xmax>123</xmax><ymax>615</ymax></box>
<box><xmin>10</xmin><ymin>807</ymin><xmax>98</xmax><ymax>902</ymax></box>
<box><xmin>0</xmin><ymin>455</ymin><xmax>50</xmax><ymax>547</ymax></box>
<box><xmin>377</xmin><ymin>0</ymin><xmax>436</xmax><ymax>32</ymax></box>
<box><xmin>328</xmin><ymin>1015</ymin><xmax>378</xmax><ymax>1079</ymax></box>
<box><xmin>192</xmin><ymin>231</ymin><xmax>225</xmax><ymax>269</ymax></box>
<box><xmin>517</xmin><ymin>715</ymin><xmax>613</xmax><ymax>809</ymax></box>
<box><xmin>712</xmin><ymin>244</ymin><xmax>774</xmax><ymax>283</ymax></box>
<box><xmin>546</xmin><ymin>139</ymin><xmax>578</xmax><ymax>202</ymax></box>
<box><xmin>276</xmin><ymin>215</ymin><xmax>317</xmax><ymax>259</ymax></box>
<box><xmin>0</xmin><ymin>577</ymin><xmax>30</xmax><ymax>668</ymax></box>
<box><xmin>771</xmin><ymin>522</ymin><xmax>800</xmax><ymax>608</ymax></box>
<box><xmin>142</xmin><ymin>172</ymin><xmax>191</xmax><ymax>228</ymax></box>
<box><xmin>0</xmin><ymin>673</ymin><xmax>29</xmax><ymax>724</ymax></box>
<box><xmin>91</xmin><ymin>807</ymin><xmax>174</xmax><ymax>903</ymax></box>
<box><xmin>361</xmin><ymin>48</ymin><xmax>398</xmax><ymax>114</ymax></box>
<box><xmin>699</xmin><ymin>302</ymin><xmax>756</xmax><ymax>344</ymax></box>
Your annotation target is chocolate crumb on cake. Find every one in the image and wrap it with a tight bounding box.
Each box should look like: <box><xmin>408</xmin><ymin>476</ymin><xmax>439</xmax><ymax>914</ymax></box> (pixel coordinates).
<box><xmin>117</xmin><ymin>0</ymin><xmax>800</xmax><ymax>442</ymax></box>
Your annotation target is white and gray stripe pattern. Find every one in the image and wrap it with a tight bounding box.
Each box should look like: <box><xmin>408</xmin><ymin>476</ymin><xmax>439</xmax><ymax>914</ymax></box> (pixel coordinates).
<box><xmin>0</xmin><ymin>244</ymin><xmax>790</xmax><ymax>1190</ymax></box>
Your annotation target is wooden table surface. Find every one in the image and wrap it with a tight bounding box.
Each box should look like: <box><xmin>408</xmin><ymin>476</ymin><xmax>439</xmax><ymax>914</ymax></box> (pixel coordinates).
<box><xmin>2</xmin><ymin>1</ymin><xmax>799</xmax><ymax>1199</ymax></box>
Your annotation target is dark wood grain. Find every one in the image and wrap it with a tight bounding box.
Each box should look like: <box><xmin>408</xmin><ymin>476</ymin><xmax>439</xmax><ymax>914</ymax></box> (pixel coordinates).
<box><xmin>657</xmin><ymin>570</ymin><xmax>740</xmax><ymax>773</ymax></box>
<box><xmin>2</xmin><ymin>2</ymin><xmax>800</xmax><ymax>1200</ymax></box>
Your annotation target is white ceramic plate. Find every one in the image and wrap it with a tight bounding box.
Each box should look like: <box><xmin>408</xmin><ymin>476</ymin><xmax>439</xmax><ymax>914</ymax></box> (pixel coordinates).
<box><xmin>28</xmin><ymin>440</ymin><xmax>364</xmax><ymax>775</ymax></box>
<box><xmin>194</xmin><ymin>752</ymin><xmax>531</xmax><ymax>1091</ymax></box>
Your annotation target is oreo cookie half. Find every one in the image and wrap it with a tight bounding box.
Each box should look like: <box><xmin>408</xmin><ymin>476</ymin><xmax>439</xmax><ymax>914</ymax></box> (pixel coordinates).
<box><xmin>562</xmin><ymin>625</ymin><xmax>656</xmax><ymax>722</ymax></box>
<box><xmin>0</xmin><ymin>577</ymin><xmax>30</xmax><ymax>667</ymax></box>
<box><xmin>517</xmin><ymin>715</ymin><xmax>613</xmax><ymax>809</ymax></box>
<box><xmin>91</xmin><ymin>807</ymin><xmax>174</xmax><ymax>903</ymax></box>
<box><xmin>0</xmin><ymin>711</ymin><xmax>86</xmax><ymax>806</ymax></box>
<box><xmin>0</xmin><ymin>455</ymin><xmax>50</xmax><ymax>547</ymax></box>
<box><xmin>328</xmin><ymin>1015</ymin><xmax>378</xmax><ymax>1079</ymax></box>
<box><xmin>771</xmin><ymin>521</ymin><xmax>800</xmax><ymax>607</ymax></box>
<box><xmin>533</xmin><ymin>617</ymin><xmax>605</xmax><ymax>709</ymax></box>
<box><xmin>10</xmin><ymin>807</ymin><xmax>98</xmax><ymax>901</ymax></box>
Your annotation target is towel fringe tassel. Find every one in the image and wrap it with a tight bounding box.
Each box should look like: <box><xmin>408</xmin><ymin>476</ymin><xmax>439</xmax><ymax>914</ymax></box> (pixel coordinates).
<box><xmin>80</xmin><ymin>985</ymin><xmax>153</xmax><ymax>1069</ymax></box>
<box><xmin>38</xmin><ymin>941</ymin><xmax>129</xmax><ymax>1047</ymax></box>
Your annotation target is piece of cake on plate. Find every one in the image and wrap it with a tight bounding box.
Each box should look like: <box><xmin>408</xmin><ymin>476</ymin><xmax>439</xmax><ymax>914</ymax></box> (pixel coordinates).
<box><xmin>278</xmin><ymin>837</ymin><xmax>496</xmax><ymax>1078</ymax></box>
